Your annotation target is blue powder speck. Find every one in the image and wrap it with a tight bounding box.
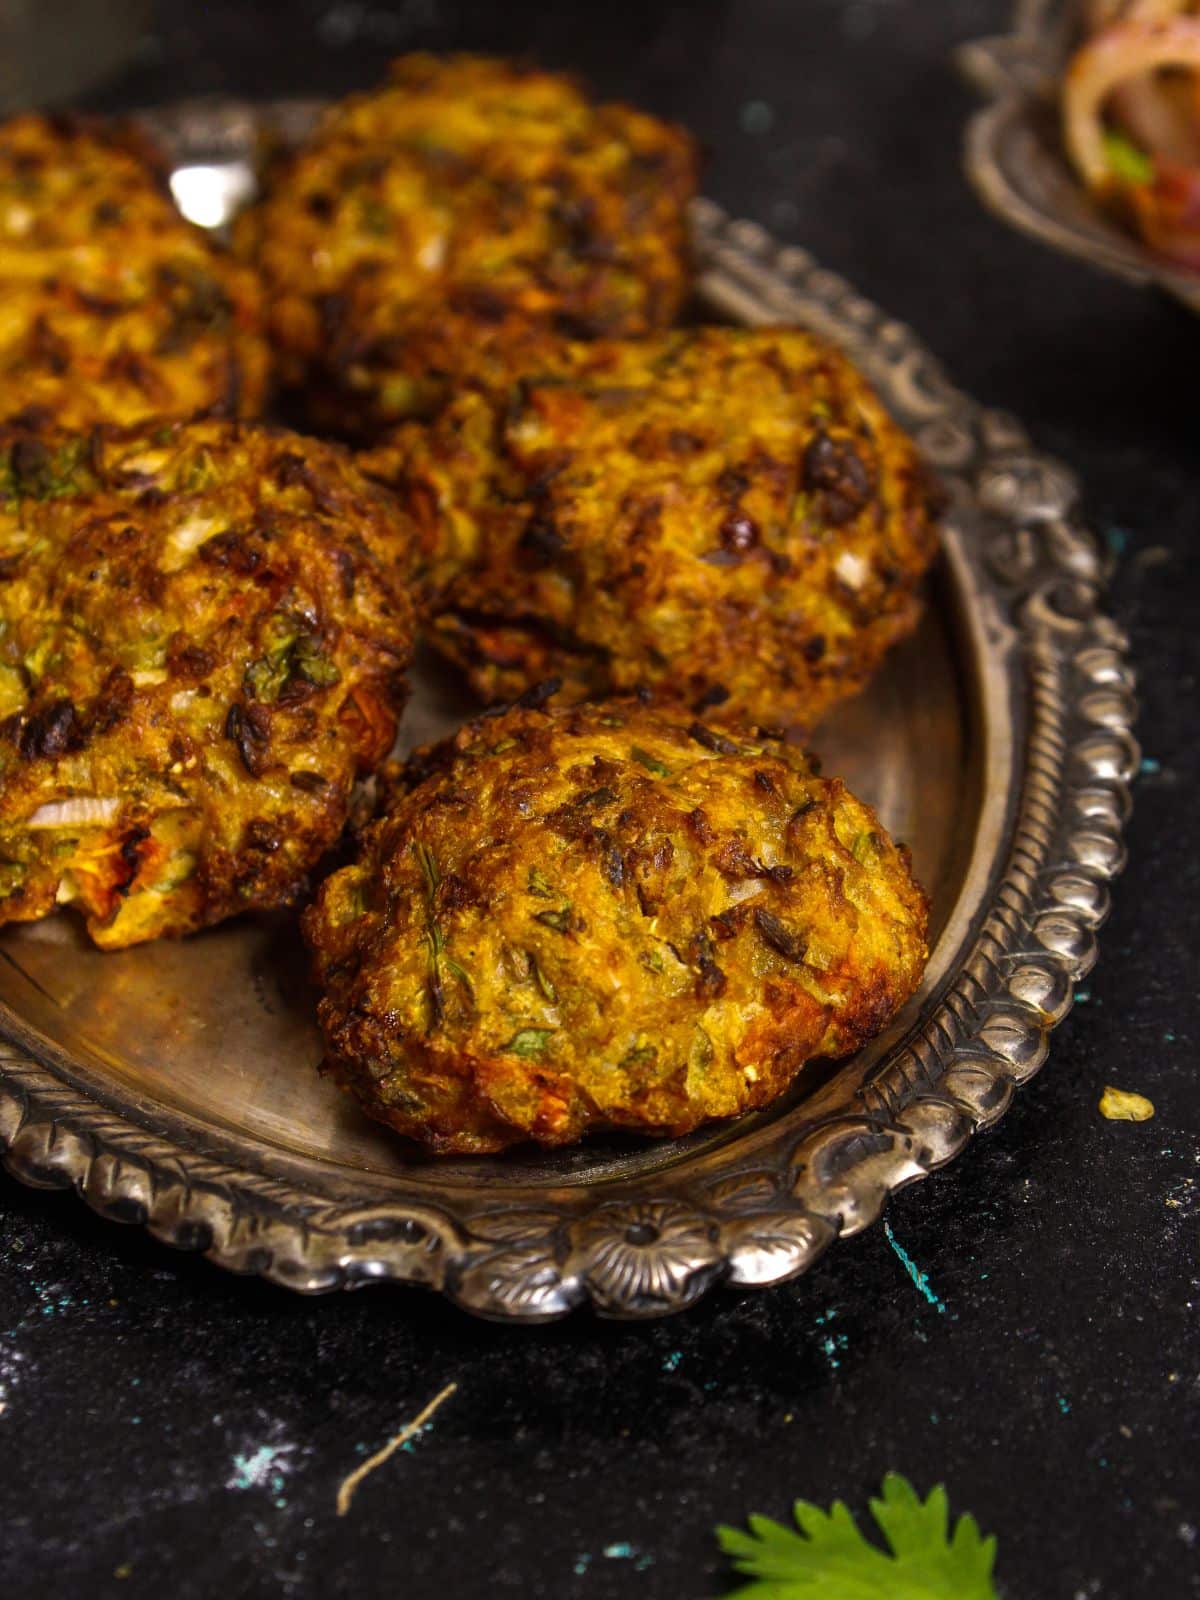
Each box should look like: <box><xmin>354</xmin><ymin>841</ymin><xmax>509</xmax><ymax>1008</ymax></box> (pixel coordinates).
<box><xmin>1057</xmin><ymin>1395</ymin><xmax>1071</xmax><ymax>1415</ymax></box>
<box><xmin>1140</xmin><ymin>757</ymin><xmax>1161</xmax><ymax>776</ymax></box>
<box><xmin>662</xmin><ymin>1350</ymin><xmax>682</xmax><ymax>1372</ymax></box>
<box><xmin>1104</xmin><ymin>526</ymin><xmax>1130</xmax><ymax>556</ymax></box>
<box><xmin>1075</xmin><ymin>989</ymin><xmax>1091</xmax><ymax>1003</ymax></box>
<box><xmin>884</xmin><ymin>1220</ymin><xmax>947</xmax><ymax>1314</ymax></box>
<box><xmin>604</xmin><ymin>1543</ymin><xmax>635</xmax><ymax>1560</ymax></box>
<box><xmin>228</xmin><ymin>1445</ymin><xmax>287</xmax><ymax>1492</ymax></box>
<box><xmin>820</xmin><ymin>1331</ymin><xmax>849</xmax><ymax>1370</ymax></box>
<box><xmin>401</xmin><ymin>1424</ymin><xmax>431</xmax><ymax>1454</ymax></box>
<box><xmin>573</xmin><ymin>1555</ymin><xmax>591</xmax><ymax>1576</ymax></box>
<box><xmin>1164</xmin><ymin>1030</ymin><xmax>1177</xmax><ymax>1043</ymax></box>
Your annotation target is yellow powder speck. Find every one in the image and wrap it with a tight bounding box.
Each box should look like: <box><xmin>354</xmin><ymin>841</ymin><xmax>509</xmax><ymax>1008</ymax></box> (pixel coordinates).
<box><xmin>1099</xmin><ymin>1086</ymin><xmax>1155</xmax><ymax>1122</ymax></box>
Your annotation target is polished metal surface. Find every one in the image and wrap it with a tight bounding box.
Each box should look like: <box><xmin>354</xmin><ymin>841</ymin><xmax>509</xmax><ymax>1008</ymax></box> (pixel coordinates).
<box><xmin>0</xmin><ymin>100</ymin><xmax>1138</xmax><ymax>1319</ymax></box>
<box><xmin>959</xmin><ymin>0</ymin><xmax>1200</xmax><ymax>314</ymax></box>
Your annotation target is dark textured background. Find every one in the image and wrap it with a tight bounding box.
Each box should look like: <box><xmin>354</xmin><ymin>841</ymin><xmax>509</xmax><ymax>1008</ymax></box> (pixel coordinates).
<box><xmin>0</xmin><ymin>2</ymin><xmax>1196</xmax><ymax>1596</ymax></box>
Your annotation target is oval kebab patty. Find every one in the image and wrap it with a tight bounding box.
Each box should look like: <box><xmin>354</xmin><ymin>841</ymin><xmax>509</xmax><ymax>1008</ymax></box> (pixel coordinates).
<box><xmin>242</xmin><ymin>53</ymin><xmax>698</xmax><ymax>438</ymax></box>
<box><xmin>359</xmin><ymin>324</ymin><xmax>940</xmax><ymax>732</ymax></box>
<box><xmin>304</xmin><ymin>699</ymin><xmax>929</xmax><ymax>1154</ymax></box>
<box><xmin>0</xmin><ymin>113</ymin><xmax>269</xmax><ymax>430</ymax></box>
<box><xmin>0</xmin><ymin>419</ymin><xmax>417</xmax><ymax>948</ymax></box>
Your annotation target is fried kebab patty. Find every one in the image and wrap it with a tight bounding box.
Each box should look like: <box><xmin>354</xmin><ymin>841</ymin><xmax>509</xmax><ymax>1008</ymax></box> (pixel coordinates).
<box><xmin>0</xmin><ymin>114</ymin><xmax>269</xmax><ymax>430</ymax></box>
<box><xmin>358</xmin><ymin>325</ymin><xmax>941</xmax><ymax>731</ymax></box>
<box><xmin>242</xmin><ymin>54</ymin><xmax>698</xmax><ymax>438</ymax></box>
<box><xmin>0</xmin><ymin>420</ymin><xmax>417</xmax><ymax>948</ymax></box>
<box><xmin>303</xmin><ymin>700</ymin><xmax>929</xmax><ymax>1154</ymax></box>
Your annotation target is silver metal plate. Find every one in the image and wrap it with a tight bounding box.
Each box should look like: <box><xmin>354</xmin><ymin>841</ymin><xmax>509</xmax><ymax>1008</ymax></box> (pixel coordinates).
<box><xmin>959</xmin><ymin>0</ymin><xmax>1200</xmax><ymax>314</ymax></box>
<box><xmin>0</xmin><ymin>99</ymin><xmax>1137</xmax><ymax>1320</ymax></box>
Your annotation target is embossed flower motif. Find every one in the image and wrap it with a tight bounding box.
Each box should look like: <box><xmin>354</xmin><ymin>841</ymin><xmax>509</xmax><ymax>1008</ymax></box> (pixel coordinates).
<box><xmin>570</xmin><ymin>1200</ymin><xmax>721</xmax><ymax>1315</ymax></box>
<box><xmin>977</xmin><ymin>454</ymin><xmax>1077</xmax><ymax>524</ymax></box>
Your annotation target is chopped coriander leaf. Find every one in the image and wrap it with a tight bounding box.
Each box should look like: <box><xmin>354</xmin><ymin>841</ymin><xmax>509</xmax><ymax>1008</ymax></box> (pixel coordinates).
<box><xmin>412</xmin><ymin>840</ymin><xmax>440</xmax><ymax>898</ymax></box>
<box><xmin>527</xmin><ymin>866</ymin><xmax>555</xmax><ymax>897</ymax></box>
<box><xmin>292</xmin><ymin>632</ymin><xmax>340</xmax><ymax>687</ymax></box>
<box><xmin>443</xmin><ymin>954</ymin><xmax>475</xmax><ymax>1004</ymax></box>
<box><xmin>621</xmin><ymin>1043</ymin><xmax>657</xmax><ymax>1067</ymax></box>
<box><xmin>245</xmin><ymin>618</ymin><xmax>340</xmax><ymax>703</ymax></box>
<box><xmin>631</xmin><ymin>746</ymin><xmax>672</xmax><ymax>777</ymax></box>
<box><xmin>528</xmin><ymin>951</ymin><xmax>558</xmax><ymax>1003</ymax></box>
<box><xmin>501</xmin><ymin>1027</ymin><xmax>555</xmax><ymax>1058</ymax></box>
<box><xmin>688</xmin><ymin>1026</ymin><xmax>714</xmax><ymax>1072</ymax></box>
<box><xmin>411</xmin><ymin>842</ymin><xmax>471</xmax><ymax>1024</ymax></box>
<box><xmin>851</xmin><ymin>828</ymin><xmax>879</xmax><ymax>863</ymax></box>
<box><xmin>7</xmin><ymin>437</ymin><xmax>93</xmax><ymax>503</ymax></box>
<box><xmin>534</xmin><ymin>906</ymin><xmax>572</xmax><ymax>933</ymax></box>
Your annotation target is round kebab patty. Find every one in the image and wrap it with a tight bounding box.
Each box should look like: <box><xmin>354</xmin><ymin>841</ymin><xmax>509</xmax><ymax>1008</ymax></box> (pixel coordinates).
<box><xmin>0</xmin><ymin>113</ymin><xmax>268</xmax><ymax>429</ymax></box>
<box><xmin>0</xmin><ymin>420</ymin><xmax>417</xmax><ymax>949</ymax></box>
<box><xmin>242</xmin><ymin>53</ymin><xmax>698</xmax><ymax>438</ymax></box>
<box><xmin>358</xmin><ymin>324</ymin><xmax>942</xmax><ymax>731</ymax></box>
<box><xmin>303</xmin><ymin>699</ymin><xmax>929</xmax><ymax>1154</ymax></box>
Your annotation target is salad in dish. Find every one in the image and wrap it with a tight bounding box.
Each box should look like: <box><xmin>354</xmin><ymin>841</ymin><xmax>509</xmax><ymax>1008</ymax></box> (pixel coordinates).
<box><xmin>1064</xmin><ymin>1</ymin><xmax>1200</xmax><ymax>267</ymax></box>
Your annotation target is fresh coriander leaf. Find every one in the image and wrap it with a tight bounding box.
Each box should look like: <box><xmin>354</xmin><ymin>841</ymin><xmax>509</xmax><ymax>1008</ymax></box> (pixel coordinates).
<box><xmin>717</xmin><ymin>1473</ymin><xmax>998</xmax><ymax>1599</ymax></box>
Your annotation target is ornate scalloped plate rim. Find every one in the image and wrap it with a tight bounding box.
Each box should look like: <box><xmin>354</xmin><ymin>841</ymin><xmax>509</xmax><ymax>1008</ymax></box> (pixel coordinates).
<box><xmin>0</xmin><ymin>101</ymin><xmax>1139</xmax><ymax>1321</ymax></box>
<box><xmin>959</xmin><ymin>1</ymin><xmax>1200</xmax><ymax>314</ymax></box>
